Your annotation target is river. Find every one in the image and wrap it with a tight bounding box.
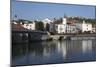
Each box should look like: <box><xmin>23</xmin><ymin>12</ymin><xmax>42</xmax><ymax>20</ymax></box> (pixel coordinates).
<box><xmin>11</xmin><ymin>39</ymin><xmax>96</xmax><ymax>66</ymax></box>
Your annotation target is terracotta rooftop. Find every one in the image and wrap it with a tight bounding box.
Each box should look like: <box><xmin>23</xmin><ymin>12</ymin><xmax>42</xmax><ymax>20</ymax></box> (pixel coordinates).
<box><xmin>11</xmin><ymin>23</ymin><xmax>27</xmax><ymax>31</ymax></box>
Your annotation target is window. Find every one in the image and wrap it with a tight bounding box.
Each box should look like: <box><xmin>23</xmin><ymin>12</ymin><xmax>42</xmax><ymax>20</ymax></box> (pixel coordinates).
<box><xmin>73</xmin><ymin>28</ymin><xmax>75</xmax><ymax>31</ymax></box>
<box><xmin>87</xmin><ymin>25</ymin><xmax>88</xmax><ymax>27</ymax></box>
<box><xmin>87</xmin><ymin>28</ymin><xmax>88</xmax><ymax>30</ymax></box>
<box><xmin>26</xmin><ymin>24</ymin><xmax>28</xmax><ymax>26</ymax></box>
<box><xmin>30</xmin><ymin>25</ymin><xmax>31</xmax><ymax>27</ymax></box>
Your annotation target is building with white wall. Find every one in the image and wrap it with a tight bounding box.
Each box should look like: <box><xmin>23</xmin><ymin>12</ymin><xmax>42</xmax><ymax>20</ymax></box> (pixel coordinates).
<box><xmin>62</xmin><ymin>18</ymin><xmax>67</xmax><ymax>24</ymax></box>
<box><xmin>42</xmin><ymin>18</ymin><xmax>52</xmax><ymax>28</ymax></box>
<box><xmin>42</xmin><ymin>18</ymin><xmax>52</xmax><ymax>24</ymax></box>
<box><xmin>22</xmin><ymin>21</ymin><xmax>36</xmax><ymax>30</ymax></box>
<box><xmin>55</xmin><ymin>17</ymin><xmax>67</xmax><ymax>34</ymax></box>
<box><xmin>49</xmin><ymin>23</ymin><xmax>56</xmax><ymax>33</ymax></box>
<box><xmin>49</xmin><ymin>18</ymin><xmax>93</xmax><ymax>34</ymax></box>
<box><xmin>53</xmin><ymin>17</ymin><xmax>77</xmax><ymax>34</ymax></box>
<box><xmin>55</xmin><ymin>24</ymin><xmax>66</xmax><ymax>34</ymax></box>
<box><xmin>66</xmin><ymin>25</ymin><xmax>77</xmax><ymax>33</ymax></box>
<box><xmin>75</xmin><ymin>20</ymin><xmax>92</xmax><ymax>33</ymax></box>
<box><xmin>12</xmin><ymin>21</ymin><xmax>17</xmax><ymax>24</ymax></box>
<box><xmin>92</xmin><ymin>27</ymin><xmax>96</xmax><ymax>33</ymax></box>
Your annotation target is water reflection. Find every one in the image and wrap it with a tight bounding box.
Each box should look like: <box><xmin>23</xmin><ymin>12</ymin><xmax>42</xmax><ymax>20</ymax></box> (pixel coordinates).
<box><xmin>82</xmin><ymin>40</ymin><xmax>92</xmax><ymax>53</ymax></box>
<box><xmin>12</xmin><ymin>40</ymin><xmax>96</xmax><ymax>66</ymax></box>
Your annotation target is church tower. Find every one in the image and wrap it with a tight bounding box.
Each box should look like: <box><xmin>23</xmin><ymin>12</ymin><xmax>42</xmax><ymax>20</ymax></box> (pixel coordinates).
<box><xmin>62</xmin><ymin>14</ymin><xmax>67</xmax><ymax>24</ymax></box>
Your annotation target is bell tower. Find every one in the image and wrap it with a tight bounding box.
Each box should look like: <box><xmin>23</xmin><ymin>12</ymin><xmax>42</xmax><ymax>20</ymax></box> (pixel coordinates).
<box><xmin>62</xmin><ymin>14</ymin><xmax>67</xmax><ymax>24</ymax></box>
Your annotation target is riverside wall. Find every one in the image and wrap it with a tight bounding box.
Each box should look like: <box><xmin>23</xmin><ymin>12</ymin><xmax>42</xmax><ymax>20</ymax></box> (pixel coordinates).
<box><xmin>12</xmin><ymin>30</ymin><xmax>96</xmax><ymax>43</ymax></box>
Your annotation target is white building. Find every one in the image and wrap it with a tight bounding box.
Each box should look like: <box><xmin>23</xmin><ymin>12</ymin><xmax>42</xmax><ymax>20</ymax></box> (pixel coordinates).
<box><xmin>62</xmin><ymin>18</ymin><xmax>67</xmax><ymax>24</ymax></box>
<box><xmin>42</xmin><ymin>18</ymin><xmax>52</xmax><ymax>24</ymax></box>
<box><xmin>92</xmin><ymin>27</ymin><xmax>96</xmax><ymax>33</ymax></box>
<box><xmin>66</xmin><ymin>25</ymin><xmax>77</xmax><ymax>33</ymax></box>
<box><xmin>12</xmin><ymin>21</ymin><xmax>17</xmax><ymax>24</ymax></box>
<box><xmin>42</xmin><ymin>18</ymin><xmax>52</xmax><ymax>28</ymax></box>
<box><xmin>75</xmin><ymin>21</ymin><xmax>92</xmax><ymax>33</ymax></box>
<box><xmin>55</xmin><ymin>18</ymin><xmax>67</xmax><ymax>34</ymax></box>
<box><xmin>22</xmin><ymin>21</ymin><xmax>36</xmax><ymax>30</ymax></box>
<box><xmin>49</xmin><ymin>23</ymin><xmax>55</xmax><ymax>33</ymax></box>
<box><xmin>55</xmin><ymin>24</ymin><xmax>66</xmax><ymax>34</ymax></box>
<box><xmin>54</xmin><ymin>17</ymin><xmax>77</xmax><ymax>34</ymax></box>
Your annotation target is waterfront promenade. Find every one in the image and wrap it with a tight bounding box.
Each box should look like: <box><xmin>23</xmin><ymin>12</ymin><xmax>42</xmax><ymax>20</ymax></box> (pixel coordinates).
<box><xmin>50</xmin><ymin>34</ymin><xmax>96</xmax><ymax>40</ymax></box>
<box><xmin>12</xmin><ymin>30</ymin><xmax>96</xmax><ymax>43</ymax></box>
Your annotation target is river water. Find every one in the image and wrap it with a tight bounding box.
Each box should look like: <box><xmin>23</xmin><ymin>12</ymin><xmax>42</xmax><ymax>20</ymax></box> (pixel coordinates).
<box><xmin>11</xmin><ymin>39</ymin><xmax>96</xmax><ymax>66</ymax></box>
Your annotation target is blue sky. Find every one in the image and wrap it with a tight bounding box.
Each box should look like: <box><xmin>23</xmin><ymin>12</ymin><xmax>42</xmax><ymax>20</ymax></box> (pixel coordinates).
<box><xmin>11</xmin><ymin>1</ymin><xmax>96</xmax><ymax>21</ymax></box>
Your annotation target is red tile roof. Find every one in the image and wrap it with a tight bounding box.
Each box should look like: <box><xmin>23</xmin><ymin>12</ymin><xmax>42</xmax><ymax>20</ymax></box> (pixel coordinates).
<box><xmin>11</xmin><ymin>23</ymin><xmax>26</xmax><ymax>30</ymax></box>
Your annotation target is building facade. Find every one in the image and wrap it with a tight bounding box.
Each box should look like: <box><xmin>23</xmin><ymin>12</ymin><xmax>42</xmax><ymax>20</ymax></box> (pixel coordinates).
<box><xmin>55</xmin><ymin>24</ymin><xmax>66</xmax><ymax>34</ymax></box>
<box><xmin>42</xmin><ymin>18</ymin><xmax>52</xmax><ymax>28</ymax></box>
<box><xmin>50</xmin><ymin>17</ymin><xmax>78</xmax><ymax>34</ymax></box>
<box><xmin>22</xmin><ymin>22</ymin><xmax>36</xmax><ymax>30</ymax></box>
<box><xmin>66</xmin><ymin>25</ymin><xmax>77</xmax><ymax>34</ymax></box>
<box><xmin>75</xmin><ymin>21</ymin><xmax>92</xmax><ymax>33</ymax></box>
<box><xmin>55</xmin><ymin>18</ymin><xmax>67</xmax><ymax>34</ymax></box>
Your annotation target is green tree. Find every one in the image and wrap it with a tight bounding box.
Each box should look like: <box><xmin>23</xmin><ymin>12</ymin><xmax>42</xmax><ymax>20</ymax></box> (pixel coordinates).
<box><xmin>35</xmin><ymin>21</ymin><xmax>44</xmax><ymax>31</ymax></box>
<box><xmin>46</xmin><ymin>23</ymin><xmax>50</xmax><ymax>31</ymax></box>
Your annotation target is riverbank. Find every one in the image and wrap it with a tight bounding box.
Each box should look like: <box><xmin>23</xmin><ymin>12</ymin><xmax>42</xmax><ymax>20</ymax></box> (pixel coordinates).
<box><xmin>50</xmin><ymin>34</ymin><xmax>96</xmax><ymax>40</ymax></box>
<box><xmin>12</xmin><ymin>30</ymin><xmax>96</xmax><ymax>43</ymax></box>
